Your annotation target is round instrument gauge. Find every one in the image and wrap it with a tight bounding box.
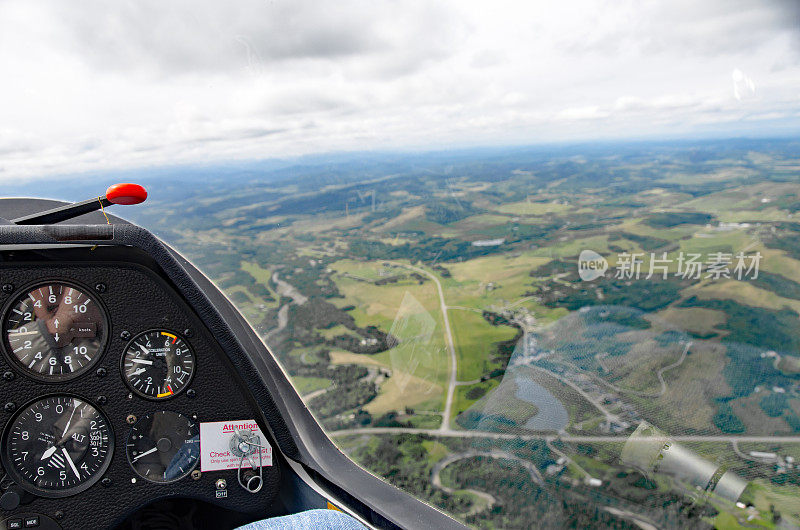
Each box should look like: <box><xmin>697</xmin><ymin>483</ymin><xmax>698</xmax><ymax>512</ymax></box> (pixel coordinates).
<box><xmin>2</xmin><ymin>281</ymin><xmax>109</xmax><ymax>381</ymax></box>
<box><xmin>1</xmin><ymin>395</ymin><xmax>114</xmax><ymax>498</ymax></box>
<box><xmin>126</xmin><ymin>411</ymin><xmax>200</xmax><ymax>483</ymax></box>
<box><xmin>121</xmin><ymin>330</ymin><xmax>196</xmax><ymax>400</ymax></box>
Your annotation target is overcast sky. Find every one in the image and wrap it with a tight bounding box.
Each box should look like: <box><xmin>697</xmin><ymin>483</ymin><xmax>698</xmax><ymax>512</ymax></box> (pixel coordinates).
<box><xmin>0</xmin><ymin>0</ymin><xmax>798</xmax><ymax>180</ymax></box>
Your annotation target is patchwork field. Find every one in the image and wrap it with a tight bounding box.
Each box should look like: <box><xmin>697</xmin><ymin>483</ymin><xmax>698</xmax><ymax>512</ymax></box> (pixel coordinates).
<box><xmin>136</xmin><ymin>140</ymin><xmax>800</xmax><ymax>529</ymax></box>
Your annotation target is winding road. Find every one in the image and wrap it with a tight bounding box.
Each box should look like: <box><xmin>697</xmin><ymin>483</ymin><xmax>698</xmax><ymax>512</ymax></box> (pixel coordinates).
<box><xmin>551</xmin><ymin>340</ymin><xmax>692</xmax><ymax>401</ymax></box>
<box><xmin>430</xmin><ymin>449</ymin><xmax>545</xmax><ymax>515</ymax></box>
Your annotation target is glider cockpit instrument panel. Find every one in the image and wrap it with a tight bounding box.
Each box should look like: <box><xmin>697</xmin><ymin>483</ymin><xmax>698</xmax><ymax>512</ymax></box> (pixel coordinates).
<box><xmin>0</xmin><ymin>185</ymin><xmax>464</xmax><ymax>530</ymax></box>
<box><xmin>0</xmin><ymin>257</ymin><xmax>279</xmax><ymax>529</ymax></box>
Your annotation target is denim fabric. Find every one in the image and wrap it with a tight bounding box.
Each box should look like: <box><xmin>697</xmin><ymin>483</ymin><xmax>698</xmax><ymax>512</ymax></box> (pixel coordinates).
<box><xmin>236</xmin><ymin>509</ymin><xmax>367</xmax><ymax>530</ymax></box>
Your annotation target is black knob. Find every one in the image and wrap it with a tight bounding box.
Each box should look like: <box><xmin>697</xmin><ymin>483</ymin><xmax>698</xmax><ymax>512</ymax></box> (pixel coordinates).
<box><xmin>0</xmin><ymin>489</ymin><xmax>20</xmax><ymax>511</ymax></box>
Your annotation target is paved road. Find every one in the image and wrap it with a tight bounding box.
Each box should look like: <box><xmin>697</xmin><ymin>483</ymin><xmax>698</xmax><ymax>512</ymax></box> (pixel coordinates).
<box><xmin>388</xmin><ymin>261</ymin><xmax>457</xmax><ymax>432</ymax></box>
<box><xmin>330</xmin><ymin>426</ymin><xmax>800</xmax><ymax>444</ymax></box>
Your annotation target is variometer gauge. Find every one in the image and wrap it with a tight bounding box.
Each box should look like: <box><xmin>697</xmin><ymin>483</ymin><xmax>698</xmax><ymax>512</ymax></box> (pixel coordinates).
<box><xmin>2</xmin><ymin>281</ymin><xmax>109</xmax><ymax>381</ymax></box>
<box><xmin>121</xmin><ymin>330</ymin><xmax>196</xmax><ymax>400</ymax></box>
<box><xmin>1</xmin><ymin>395</ymin><xmax>114</xmax><ymax>498</ymax></box>
<box><xmin>126</xmin><ymin>411</ymin><xmax>200</xmax><ymax>483</ymax></box>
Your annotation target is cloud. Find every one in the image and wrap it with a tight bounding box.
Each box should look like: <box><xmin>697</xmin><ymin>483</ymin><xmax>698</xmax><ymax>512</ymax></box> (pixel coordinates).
<box><xmin>559</xmin><ymin>0</ymin><xmax>800</xmax><ymax>59</ymax></box>
<box><xmin>48</xmin><ymin>0</ymin><xmax>460</xmax><ymax>78</ymax></box>
<box><xmin>0</xmin><ymin>0</ymin><xmax>798</xmax><ymax>180</ymax></box>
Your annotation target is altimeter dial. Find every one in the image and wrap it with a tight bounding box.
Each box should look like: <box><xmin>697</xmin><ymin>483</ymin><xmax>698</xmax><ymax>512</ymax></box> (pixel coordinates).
<box><xmin>1</xmin><ymin>395</ymin><xmax>114</xmax><ymax>497</ymax></box>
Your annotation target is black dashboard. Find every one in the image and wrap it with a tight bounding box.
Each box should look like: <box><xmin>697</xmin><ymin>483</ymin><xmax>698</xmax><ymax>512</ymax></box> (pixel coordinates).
<box><xmin>0</xmin><ymin>249</ymin><xmax>280</xmax><ymax>529</ymax></box>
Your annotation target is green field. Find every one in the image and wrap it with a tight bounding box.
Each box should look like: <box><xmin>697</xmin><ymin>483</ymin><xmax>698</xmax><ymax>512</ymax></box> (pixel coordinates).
<box><xmin>450</xmin><ymin>309</ymin><xmax>518</xmax><ymax>381</ymax></box>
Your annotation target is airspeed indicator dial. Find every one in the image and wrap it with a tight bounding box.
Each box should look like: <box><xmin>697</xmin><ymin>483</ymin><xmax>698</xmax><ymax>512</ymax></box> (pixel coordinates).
<box><xmin>121</xmin><ymin>330</ymin><xmax>195</xmax><ymax>400</ymax></box>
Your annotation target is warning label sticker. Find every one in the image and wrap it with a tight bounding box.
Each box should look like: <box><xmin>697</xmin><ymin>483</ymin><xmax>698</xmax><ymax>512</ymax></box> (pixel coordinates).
<box><xmin>199</xmin><ymin>420</ymin><xmax>273</xmax><ymax>472</ymax></box>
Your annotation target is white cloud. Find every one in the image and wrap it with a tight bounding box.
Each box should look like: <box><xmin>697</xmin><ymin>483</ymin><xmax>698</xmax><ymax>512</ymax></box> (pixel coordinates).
<box><xmin>0</xmin><ymin>0</ymin><xmax>798</xmax><ymax>180</ymax></box>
